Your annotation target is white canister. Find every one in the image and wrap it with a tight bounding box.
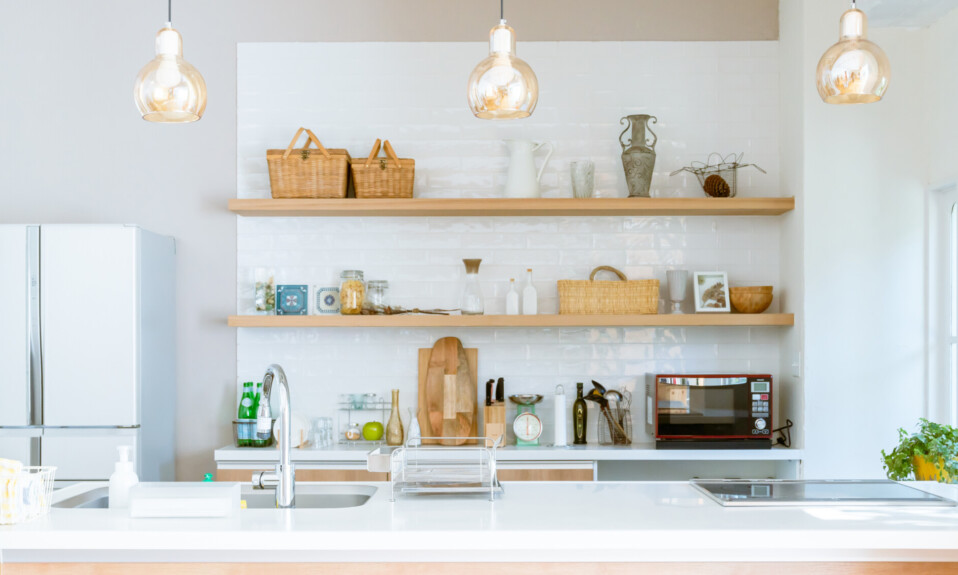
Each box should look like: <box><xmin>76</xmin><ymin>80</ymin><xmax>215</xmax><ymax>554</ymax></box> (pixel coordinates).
<box><xmin>553</xmin><ymin>385</ymin><xmax>568</xmax><ymax>447</ymax></box>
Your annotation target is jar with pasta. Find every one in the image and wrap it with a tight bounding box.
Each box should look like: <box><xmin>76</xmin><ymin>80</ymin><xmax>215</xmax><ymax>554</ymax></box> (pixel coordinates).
<box><xmin>339</xmin><ymin>270</ymin><xmax>366</xmax><ymax>315</ymax></box>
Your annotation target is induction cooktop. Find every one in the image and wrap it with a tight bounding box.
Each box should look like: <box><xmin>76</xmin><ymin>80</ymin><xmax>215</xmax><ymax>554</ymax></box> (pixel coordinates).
<box><xmin>690</xmin><ymin>479</ymin><xmax>958</xmax><ymax>507</ymax></box>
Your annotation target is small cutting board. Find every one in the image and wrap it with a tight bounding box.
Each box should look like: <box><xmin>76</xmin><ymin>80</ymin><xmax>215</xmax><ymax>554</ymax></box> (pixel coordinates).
<box><xmin>418</xmin><ymin>337</ymin><xmax>477</xmax><ymax>445</ymax></box>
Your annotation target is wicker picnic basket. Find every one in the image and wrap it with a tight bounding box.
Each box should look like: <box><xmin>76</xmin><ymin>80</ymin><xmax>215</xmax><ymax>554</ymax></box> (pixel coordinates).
<box><xmin>267</xmin><ymin>127</ymin><xmax>351</xmax><ymax>199</ymax></box>
<box><xmin>558</xmin><ymin>266</ymin><xmax>659</xmax><ymax>315</ymax></box>
<box><xmin>351</xmin><ymin>139</ymin><xmax>415</xmax><ymax>199</ymax></box>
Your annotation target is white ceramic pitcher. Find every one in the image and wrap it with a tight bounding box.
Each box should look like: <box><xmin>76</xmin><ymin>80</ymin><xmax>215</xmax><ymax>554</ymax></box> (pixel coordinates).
<box><xmin>503</xmin><ymin>140</ymin><xmax>554</xmax><ymax>198</ymax></box>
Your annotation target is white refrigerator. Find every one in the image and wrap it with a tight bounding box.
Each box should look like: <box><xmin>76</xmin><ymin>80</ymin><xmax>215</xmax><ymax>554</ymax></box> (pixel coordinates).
<box><xmin>0</xmin><ymin>224</ymin><xmax>175</xmax><ymax>481</ymax></box>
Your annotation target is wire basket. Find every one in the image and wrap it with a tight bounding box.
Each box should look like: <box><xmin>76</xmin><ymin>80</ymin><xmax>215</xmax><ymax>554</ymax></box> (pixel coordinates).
<box><xmin>1</xmin><ymin>466</ymin><xmax>56</xmax><ymax>524</ymax></box>
<box><xmin>389</xmin><ymin>437</ymin><xmax>502</xmax><ymax>501</ymax></box>
<box><xmin>670</xmin><ymin>153</ymin><xmax>766</xmax><ymax>198</ymax></box>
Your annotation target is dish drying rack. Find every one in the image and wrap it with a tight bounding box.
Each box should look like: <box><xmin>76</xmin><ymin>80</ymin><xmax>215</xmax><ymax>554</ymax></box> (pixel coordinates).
<box><xmin>382</xmin><ymin>437</ymin><xmax>503</xmax><ymax>502</ymax></box>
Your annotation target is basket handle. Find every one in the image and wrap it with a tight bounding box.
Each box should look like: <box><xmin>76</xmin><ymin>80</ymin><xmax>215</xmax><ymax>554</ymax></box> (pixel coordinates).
<box><xmin>364</xmin><ymin>138</ymin><xmax>383</xmax><ymax>168</ymax></box>
<box><xmin>281</xmin><ymin>127</ymin><xmax>331</xmax><ymax>160</ymax></box>
<box><xmin>383</xmin><ymin>140</ymin><xmax>403</xmax><ymax>170</ymax></box>
<box><xmin>589</xmin><ymin>266</ymin><xmax>628</xmax><ymax>281</ymax></box>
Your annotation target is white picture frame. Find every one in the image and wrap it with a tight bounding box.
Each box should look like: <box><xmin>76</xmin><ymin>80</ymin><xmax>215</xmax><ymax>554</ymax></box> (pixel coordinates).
<box><xmin>693</xmin><ymin>272</ymin><xmax>731</xmax><ymax>313</ymax></box>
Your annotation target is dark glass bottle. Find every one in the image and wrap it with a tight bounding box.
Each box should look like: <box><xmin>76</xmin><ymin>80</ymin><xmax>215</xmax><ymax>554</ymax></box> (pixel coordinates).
<box><xmin>573</xmin><ymin>382</ymin><xmax>587</xmax><ymax>445</ymax></box>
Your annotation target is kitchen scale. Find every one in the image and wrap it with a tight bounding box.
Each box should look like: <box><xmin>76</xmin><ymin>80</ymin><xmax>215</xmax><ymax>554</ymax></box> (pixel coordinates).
<box><xmin>508</xmin><ymin>395</ymin><xmax>543</xmax><ymax>447</ymax></box>
<box><xmin>691</xmin><ymin>479</ymin><xmax>958</xmax><ymax>507</ymax></box>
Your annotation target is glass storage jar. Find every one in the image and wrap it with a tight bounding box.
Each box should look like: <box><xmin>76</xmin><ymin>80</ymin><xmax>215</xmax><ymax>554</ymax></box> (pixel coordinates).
<box><xmin>365</xmin><ymin>280</ymin><xmax>389</xmax><ymax>313</ymax></box>
<box><xmin>339</xmin><ymin>270</ymin><xmax>366</xmax><ymax>315</ymax></box>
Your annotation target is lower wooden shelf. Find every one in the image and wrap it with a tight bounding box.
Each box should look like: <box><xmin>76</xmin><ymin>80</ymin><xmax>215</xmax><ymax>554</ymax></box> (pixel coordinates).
<box><xmin>228</xmin><ymin>313</ymin><xmax>794</xmax><ymax>328</ymax></box>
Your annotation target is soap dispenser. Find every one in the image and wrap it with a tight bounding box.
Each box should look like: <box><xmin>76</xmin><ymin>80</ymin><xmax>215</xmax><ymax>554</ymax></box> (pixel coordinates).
<box><xmin>108</xmin><ymin>445</ymin><xmax>139</xmax><ymax>509</ymax></box>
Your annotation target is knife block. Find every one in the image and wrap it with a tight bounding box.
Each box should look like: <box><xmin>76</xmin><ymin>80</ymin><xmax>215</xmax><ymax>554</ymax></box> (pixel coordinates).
<box><xmin>483</xmin><ymin>404</ymin><xmax>506</xmax><ymax>448</ymax></box>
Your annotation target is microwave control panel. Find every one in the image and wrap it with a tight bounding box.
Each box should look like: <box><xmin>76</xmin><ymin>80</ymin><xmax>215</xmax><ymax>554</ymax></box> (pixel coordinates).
<box><xmin>750</xmin><ymin>379</ymin><xmax>771</xmax><ymax>434</ymax></box>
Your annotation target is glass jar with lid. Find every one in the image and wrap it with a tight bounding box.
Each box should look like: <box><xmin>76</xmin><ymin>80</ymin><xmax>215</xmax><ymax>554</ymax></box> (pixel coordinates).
<box><xmin>365</xmin><ymin>280</ymin><xmax>389</xmax><ymax>313</ymax></box>
<box><xmin>339</xmin><ymin>270</ymin><xmax>365</xmax><ymax>315</ymax></box>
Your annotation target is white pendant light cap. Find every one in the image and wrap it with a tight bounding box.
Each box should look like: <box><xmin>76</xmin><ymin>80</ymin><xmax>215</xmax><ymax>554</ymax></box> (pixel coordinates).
<box><xmin>815</xmin><ymin>5</ymin><xmax>890</xmax><ymax>105</ymax></box>
<box><xmin>155</xmin><ymin>23</ymin><xmax>183</xmax><ymax>56</ymax></box>
<box><xmin>490</xmin><ymin>20</ymin><xmax>516</xmax><ymax>54</ymax></box>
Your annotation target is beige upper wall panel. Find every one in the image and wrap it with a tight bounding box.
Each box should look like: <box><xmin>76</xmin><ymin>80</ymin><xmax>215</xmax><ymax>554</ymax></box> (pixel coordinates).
<box><xmin>228</xmin><ymin>0</ymin><xmax>779</xmax><ymax>42</ymax></box>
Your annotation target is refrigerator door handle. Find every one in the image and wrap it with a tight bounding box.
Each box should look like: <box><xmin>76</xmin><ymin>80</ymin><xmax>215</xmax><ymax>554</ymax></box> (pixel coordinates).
<box><xmin>26</xmin><ymin>226</ymin><xmax>42</xmax><ymax>427</ymax></box>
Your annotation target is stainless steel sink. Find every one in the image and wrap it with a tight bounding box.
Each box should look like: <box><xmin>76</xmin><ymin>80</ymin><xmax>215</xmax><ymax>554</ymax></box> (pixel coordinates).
<box><xmin>242</xmin><ymin>484</ymin><xmax>376</xmax><ymax>509</ymax></box>
<box><xmin>53</xmin><ymin>486</ymin><xmax>110</xmax><ymax>509</ymax></box>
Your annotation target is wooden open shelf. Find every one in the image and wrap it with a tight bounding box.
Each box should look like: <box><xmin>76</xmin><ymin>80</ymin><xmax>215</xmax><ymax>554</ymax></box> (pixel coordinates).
<box><xmin>228</xmin><ymin>313</ymin><xmax>794</xmax><ymax>328</ymax></box>
<box><xmin>228</xmin><ymin>197</ymin><xmax>795</xmax><ymax>218</ymax></box>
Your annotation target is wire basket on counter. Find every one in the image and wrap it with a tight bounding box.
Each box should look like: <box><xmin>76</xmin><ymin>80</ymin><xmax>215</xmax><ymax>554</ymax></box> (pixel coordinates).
<box><xmin>388</xmin><ymin>437</ymin><xmax>502</xmax><ymax>502</ymax></box>
<box><xmin>670</xmin><ymin>153</ymin><xmax>766</xmax><ymax>198</ymax></box>
<box><xmin>1</xmin><ymin>466</ymin><xmax>56</xmax><ymax>525</ymax></box>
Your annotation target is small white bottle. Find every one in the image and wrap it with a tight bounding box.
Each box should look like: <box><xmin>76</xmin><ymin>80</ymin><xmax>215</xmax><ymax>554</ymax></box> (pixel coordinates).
<box><xmin>505</xmin><ymin>278</ymin><xmax>520</xmax><ymax>315</ymax></box>
<box><xmin>522</xmin><ymin>269</ymin><xmax>538</xmax><ymax>315</ymax></box>
<box><xmin>108</xmin><ymin>445</ymin><xmax>139</xmax><ymax>509</ymax></box>
<box><xmin>554</xmin><ymin>385</ymin><xmax>568</xmax><ymax>447</ymax></box>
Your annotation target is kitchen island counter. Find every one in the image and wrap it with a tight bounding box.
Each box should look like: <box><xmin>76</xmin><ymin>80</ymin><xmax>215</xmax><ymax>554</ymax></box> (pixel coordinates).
<box><xmin>3</xmin><ymin>481</ymin><xmax>958</xmax><ymax>572</ymax></box>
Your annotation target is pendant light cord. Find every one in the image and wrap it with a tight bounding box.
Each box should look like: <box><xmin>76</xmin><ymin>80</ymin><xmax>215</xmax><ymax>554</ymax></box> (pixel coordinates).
<box><xmin>500</xmin><ymin>0</ymin><xmax>504</xmax><ymax>20</ymax></box>
<box><xmin>168</xmin><ymin>0</ymin><xmax>172</xmax><ymax>24</ymax></box>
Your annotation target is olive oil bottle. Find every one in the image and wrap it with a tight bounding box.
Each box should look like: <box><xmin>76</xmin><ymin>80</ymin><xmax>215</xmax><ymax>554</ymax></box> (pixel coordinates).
<box><xmin>573</xmin><ymin>382</ymin><xmax>587</xmax><ymax>445</ymax></box>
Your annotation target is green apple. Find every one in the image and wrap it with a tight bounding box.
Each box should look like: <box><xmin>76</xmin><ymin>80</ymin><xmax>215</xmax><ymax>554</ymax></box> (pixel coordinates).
<box><xmin>363</xmin><ymin>421</ymin><xmax>384</xmax><ymax>441</ymax></box>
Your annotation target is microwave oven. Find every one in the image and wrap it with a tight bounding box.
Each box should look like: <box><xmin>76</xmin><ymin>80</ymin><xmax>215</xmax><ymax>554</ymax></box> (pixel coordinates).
<box><xmin>645</xmin><ymin>374</ymin><xmax>772</xmax><ymax>449</ymax></box>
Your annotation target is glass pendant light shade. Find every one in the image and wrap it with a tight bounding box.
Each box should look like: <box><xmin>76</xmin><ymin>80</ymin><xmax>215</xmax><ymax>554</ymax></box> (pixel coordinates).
<box><xmin>467</xmin><ymin>20</ymin><xmax>538</xmax><ymax>119</ymax></box>
<box><xmin>816</xmin><ymin>3</ymin><xmax>890</xmax><ymax>105</ymax></box>
<box><xmin>134</xmin><ymin>24</ymin><xmax>207</xmax><ymax>122</ymax></box>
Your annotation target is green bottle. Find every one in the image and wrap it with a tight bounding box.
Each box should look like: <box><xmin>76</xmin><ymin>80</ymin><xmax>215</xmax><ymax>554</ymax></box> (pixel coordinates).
<box><xmin>237</xmin><ymin>382</ymin><xmax>256</xmax><ymax>447</ymax></box>
<box><xmin>251</xmin><ymin>382</ymin><xmax>267</xmax><ymax>447</ymax></box>
<box><xmin>573</xmin><ymin>382</ymin><xmax>587</xmax><ymax>445</ymax></box>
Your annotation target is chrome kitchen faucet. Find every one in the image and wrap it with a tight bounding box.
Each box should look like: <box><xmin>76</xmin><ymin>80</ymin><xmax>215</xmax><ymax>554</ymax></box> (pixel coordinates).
<box><xmin>252</xmin><ymin>364</ymin><xmax>295</xmax><ymax>508</ymax></box>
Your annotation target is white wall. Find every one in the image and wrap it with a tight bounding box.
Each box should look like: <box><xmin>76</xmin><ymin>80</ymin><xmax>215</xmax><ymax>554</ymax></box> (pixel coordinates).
<box><xmin>787</xmin><ymin>0</ymin><xmax>931</xmax><ymax>478</ymax></box>
<box><xmin>237</xmin><ymin>42</ymin><xmax>784</xmax><ymax>446</ymax></box>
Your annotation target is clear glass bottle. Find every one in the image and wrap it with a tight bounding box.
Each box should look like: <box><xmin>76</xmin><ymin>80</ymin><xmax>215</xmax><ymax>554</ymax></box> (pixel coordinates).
<box><xmin>339</xmin><ymin>270</ymin><xmax>366</xmax><ymax>315</ymax></box>
<box><xmin>364</xmin><ymin>280</ymin><xmax>389</xmax><ymax>313</ymax></box>
<box><xmin>460</xmin><ymin>259</ymin><xmax>484</xmax><ymax>315</ymax></box>
<box><xmin>506</xmin><ymin>278</ymin><xmax>519</xmax><ymax>315</ymax></box>
<box><xmin>386</xmin><ymin>389</ymin><xmax>404</xmax><ymax>446</ymax></box>
<box><xmin>521</xmin><ymin>268</ymin><xmax>538</xmax><ymax>315</ymax></box>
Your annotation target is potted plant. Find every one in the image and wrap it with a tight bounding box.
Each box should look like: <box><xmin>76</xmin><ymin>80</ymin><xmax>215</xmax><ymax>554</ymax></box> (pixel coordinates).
<box><xmin>882</xmin><ymin>418</ymin><xmax>958</xmax><ymax>483</ymax></box>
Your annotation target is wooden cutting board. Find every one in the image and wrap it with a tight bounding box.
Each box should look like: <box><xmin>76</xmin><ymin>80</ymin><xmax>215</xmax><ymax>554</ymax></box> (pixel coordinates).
<box><xmin>417</xmin><ymin>337</ymin><xmax>477</xmax><ymax>445</ymax></box>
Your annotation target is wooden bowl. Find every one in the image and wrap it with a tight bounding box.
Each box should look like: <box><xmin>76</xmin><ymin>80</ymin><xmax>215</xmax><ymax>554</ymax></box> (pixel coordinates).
<box><xmin>730</xmin><ymin>287</ymin><xmax>773</xmax><ymax>313</ymax></box>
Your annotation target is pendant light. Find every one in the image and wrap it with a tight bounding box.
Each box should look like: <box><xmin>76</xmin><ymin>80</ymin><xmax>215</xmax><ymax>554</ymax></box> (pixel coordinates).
<box><xmin>134</xmin><ymin>0</ymin><xmax>207</xmax><ymax>122</ymax></box>
<box><xmin>816</xmin><ymin>0</ymin><xmax>890</xmax><ymax>104</ymax></box>
<box><xmin>467</xmin><ymin>0</ymin><xmax>538</xmax><ymax>119</ymax></box>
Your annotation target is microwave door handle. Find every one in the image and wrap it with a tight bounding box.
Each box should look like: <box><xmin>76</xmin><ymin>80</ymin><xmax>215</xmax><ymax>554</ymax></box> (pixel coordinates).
<box><xmin>26</xmin><ymin>226</ymin><xmax>42</xmax><ymax>427</ymax></box>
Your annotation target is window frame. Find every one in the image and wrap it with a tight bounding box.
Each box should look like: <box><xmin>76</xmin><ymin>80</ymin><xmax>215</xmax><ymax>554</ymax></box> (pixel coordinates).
<box><xmin>927</xmin><ymin>184</ymin><xmax>958</xmax><ymax>426</ymax></box>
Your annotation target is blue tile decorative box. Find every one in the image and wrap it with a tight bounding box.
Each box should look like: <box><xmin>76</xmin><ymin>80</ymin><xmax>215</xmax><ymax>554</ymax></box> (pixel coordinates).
<box><xmin>276</xmin><ymin>285</ymin><xmax>308</xmax><ymax>315</ymax></box>
<box><xmin>315</xmin><ymin>287</ymin><xmax>341</xmax><ymax>314</ymax></box>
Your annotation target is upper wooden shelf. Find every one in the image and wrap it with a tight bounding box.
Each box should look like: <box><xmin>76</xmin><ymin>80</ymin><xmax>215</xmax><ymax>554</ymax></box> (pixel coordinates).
<box><xmin>228</xmin><ymin>197</ymin><xmax>795</xmax><ymax>218</ymax></box>
<box><xmin>228</xmin><ymin>313</ymin><xmax>794</xmax><ymax>328</ymax></box>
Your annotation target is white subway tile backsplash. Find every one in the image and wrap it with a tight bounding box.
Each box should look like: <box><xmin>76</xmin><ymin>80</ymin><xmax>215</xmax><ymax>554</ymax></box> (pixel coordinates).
<box><xmin>236</xmin><ymin>41</ymin><xmax>783</xmax><ymax>423</ymax></box>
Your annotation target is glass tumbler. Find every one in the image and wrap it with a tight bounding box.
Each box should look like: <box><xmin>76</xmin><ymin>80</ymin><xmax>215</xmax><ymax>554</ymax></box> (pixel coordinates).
<box><xmin>667</xmin><ymin>270</ymin><xmax>689</xmax><ymax>314</ymax></box>
<box><xmin>570</xmin><ymin>160</ymin><xmax>595</xmax><ymax>199</ymax></box>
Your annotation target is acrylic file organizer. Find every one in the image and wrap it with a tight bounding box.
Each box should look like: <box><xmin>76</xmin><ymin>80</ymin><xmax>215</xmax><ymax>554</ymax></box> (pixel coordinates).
<box><xmin>389</xmin><ymin>437</ymin><xmax>503</xmax><ymax>502</ymax></box>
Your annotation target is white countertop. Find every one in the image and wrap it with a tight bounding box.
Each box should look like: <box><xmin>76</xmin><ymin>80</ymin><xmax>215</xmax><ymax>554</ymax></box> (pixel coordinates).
<box><xmin>3</xmin><ymin>481</ymin><xmax>958</xmax><ymax>563</ymax></box>
<box><xmin>214</xmin><ymin>443</ymin><xmax>805</xmax><ymax>463</ymax></box>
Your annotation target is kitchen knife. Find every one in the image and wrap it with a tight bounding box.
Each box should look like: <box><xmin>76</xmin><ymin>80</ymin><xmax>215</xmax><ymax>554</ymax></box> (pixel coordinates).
<box><xmin>495</xmin><ymin>377</ymin><xmax>504</xmax><ymax>403</ymax></box>
<box><xmin>485</xmin><ymin>379</ymin><xmax>494</xmax><ymax>406</ymax></box>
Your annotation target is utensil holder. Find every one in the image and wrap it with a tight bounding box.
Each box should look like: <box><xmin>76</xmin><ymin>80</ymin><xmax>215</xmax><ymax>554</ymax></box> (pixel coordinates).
<box><xmin>0</xmin><ymin>466</ymin><xmax>56</xmax><ymax>525</ymax></box>
<box><xmin>597</xmin><ymin>407</ymin><xmax>632</xmax><ymax>446</ymax></box>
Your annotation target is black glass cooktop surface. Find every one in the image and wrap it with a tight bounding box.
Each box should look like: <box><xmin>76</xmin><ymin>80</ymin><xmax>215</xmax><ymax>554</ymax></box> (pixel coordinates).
<box><xmin>690</xmin><ymin>479</ymin><xmax>958</xmax><ymax>507</ymax></box>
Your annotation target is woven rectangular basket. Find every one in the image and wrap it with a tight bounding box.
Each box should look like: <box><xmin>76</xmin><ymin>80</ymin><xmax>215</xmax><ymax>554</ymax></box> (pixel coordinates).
<box><xmin>351</xmin><ymin>139</ymin><xmax>415</xmax><ymax>199</ymax></box>
<box><xmin>267</xmin><ymin>127</ymin><xmax>351</xmax><ymax>199</ymax></box>
<box><xmin>558</xmin><ymin>266</ymin><xmax>659</xmax><ymax>315</ymax></box>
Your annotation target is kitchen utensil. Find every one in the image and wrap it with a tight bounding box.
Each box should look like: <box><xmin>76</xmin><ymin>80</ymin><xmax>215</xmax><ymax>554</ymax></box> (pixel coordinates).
<box><xmin>558</xmin><ymin>266</ymin><xmax>659</xmax><ymax>315</ymax></box>
<box><xmin>418</xmin><ymin>338</ymin><xmax>478</xmax><ymax>445</ymax></box>
<box><xmin>619</xmin><ymin>114</ymin><xmax>657</xmax><ymax>198</ymax></box>
<box><xmin>570</xmin><ymin>160</ymin><xmax>595</xmax><ymax>198</ymax></box>
<box><xmin>503</xmin><ymin>139</ymin><xmax>554</xmax><ymax>198</ymax></box>
<box><xmin>584</xmin><ymin>387</ymin><xmax>630</xmax><ymax>445</ymax></box>
<box><xmin>509</xmin><ymin>395</ymin><xmax>544</xmax><ymax>447</ymax></box>
<box><xmin>485</xmin><ymin>379</ymin><xmax>494</xmax><ymax>406</ymax></box>
<box><xmin>730</xmin><ymin>286</ymin><xmax>774</xmax><ymax>314</ymax></box>
<box><xmin>496</xmin><ymin>377</ymin><xmax>505</xmax><ymax>403</ymax></box>
<box><xmin>667</xmin><ymin>270</ymin><xmax>689</xmax><ymax>314</ymax></box>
